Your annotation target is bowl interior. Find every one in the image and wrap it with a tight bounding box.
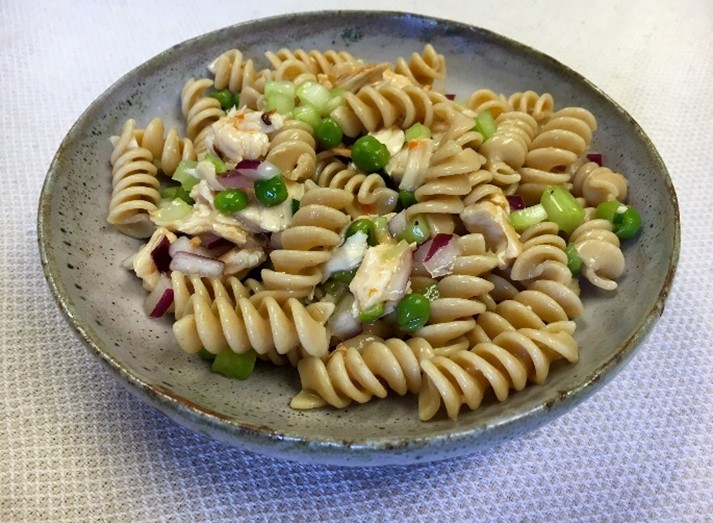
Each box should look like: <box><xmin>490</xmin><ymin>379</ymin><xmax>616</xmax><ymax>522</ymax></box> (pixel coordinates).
<box><xmin>39</xmin><ymin>11</ymin><xmax>679</xmax><ymax>465</ymax></box>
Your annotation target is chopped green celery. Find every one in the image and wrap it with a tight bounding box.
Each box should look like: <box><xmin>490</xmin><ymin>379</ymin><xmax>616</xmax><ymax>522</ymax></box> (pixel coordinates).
<box><xmin>331</xmin><ymin>268</ymin><xmax>358</xmax><ymax>285</ymax></box>
<box><xmin>172</xmin><ymin>160</ymin><xmax>200</xmax><ymax>190</ymax></box>
<box><xmin>565</xmin><ymin>244</ymin><xmax>582</xmax><ymax>277</ymax></box>
<box><xmin>540</xmin><ymin>186</ymin><xmax>585</xmax><ymax>234</ymax></box>
<box><xmin>296</xmin><ymin>81</ymin><xmax>331</xmax><ymax>111</ymax></box>
<box><xmin>292</xmin><ymin>104</ymin><xmax>322</xmax><ymax>129</ymax></box>
<box><xmin>398</xmin><ymin>190</ymin><xmax>417</xmax><ymax>209</ymax></box>
<box><xmin>384</xmin><ymin>239</ymin><xmax>411</xmax><ymax>261</ymax></box>
<box><xmin>372</xmin><ymin>216</ymin><xmax>391</xmax><ymax>245</ymax></box>
<box><xmin>596</xmin><ymin>200</ymin><xmax>626</xmax><ymax>221</ymax></box>
<box><xmin>203</xmin><ymin>153</ymin><xmax>227</xmax><ymax>174</ymax></box>
<box><xmin>160</xmin><ymin>186</ymin><xmax>195</xmax><ymax>205</ymax></box>
<box><xmin>358</xmin><ymin>303</ymin><xmax>385</xmax><ymax>323</ymax></box>
<box><xmin>211</xmin><ymin>349</ymin><xmax>257</xmax><ymax>380</ymax></box>
<box><xmin>510</xmin><ymin>203</ymin><xmax>548</xmax><ymax>232</ymax></box>
<box><xmin>598</xmin><ymin>201</ymin><xmax>642</xmax><ymax>239</ymax></box>
<box><xmin>321</xmin><ymin>92</ymin><xmax>345</xmax><ymax>116</ymax></box>
<box><xmin>422</xmin><ymin>283</ymin><xmax>440</xmax><ymax>302</ymax></box>
<box><xmin>404</xmin><ymin>123</ymin><xmax>432</xmax><ymax>141</ymax></box>
<box><xmin>196</xmin><ymin>348</ymin><xmax>216</xmax><ymax>361</ymax></box>
<box><xmin>152</xmin><ymin>198</ymin><xmax>193</xmax><ymax>225</ymax></box>
<box><xmin>398</xmin><ymin>215</ymin><xmax>430</xmax><ymax>245</ymax></box>
<box><xmin>266</xmin><ymin>92</ymin><xmax>295</xmax><ymax>114</ymax></box>
<box><xmin>474</xmin><ymin>110</ymin><xmax>497</xmax><ymax>141</ymax></box>
<box><xmin>264</xmin><ymin>81</ymin><xmax>296</xmax><ymax>98</ymax></box>
<box><xmin>322</xmin><ymin>279</ymin><xmax>345</xmax><ymax>295</ymax></box>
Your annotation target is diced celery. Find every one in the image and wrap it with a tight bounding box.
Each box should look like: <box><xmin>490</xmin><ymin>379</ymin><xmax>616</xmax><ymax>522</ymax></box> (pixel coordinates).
<box><xmin>404</xmin><ymin>123</ymin><xmax>432</xmax><ymax>141</ymax></box>
<box><xmin>152</xmin><ymin>198</ymin><xmax>193</xmax><ymax>226</ymax></box>
<box><xmin>172</xmin><ymin>160</ymin><xmax>200</xmax><ymax>191</ymax></box>
<box><xmin>540</xmin><ymin>186</ymin><xmax>585</xmax><ymax>235</ymax></box>
<box><xmin>292</xmin><ymin>104</ymin><xmax>322</xmax><ymax>129</ymax></box>
<box><xmin>358</xmin><ymin>303</ymin><xmax>385</xmax><ymax>323</ymax></box>
<box><xmin>372</xmin><ymin>216</ymin><xmax>391</xmax><ymax>245</ymax></box>
<box><xmin>384</xmin><ymin>239</ymin><xmax>411</xmax><ymax>261</ymax></box>
<box><xmin>398</xmin><ymin>215</ymin><xmax>430</xmax><ymax>245</ymax></box>
<box><xmin>510</xmin><ymin>203</ymin><xmax>548</xmax><ymax>232</ymax></box>
<box><xmin>296</xmin><ymin>81</ymin><xmax>331</xmax><ymax>111</ymax></box>
<box><xmin>203</xmin><ymin>152</ymin><xmax>227</xmax><ymax>174</ymax></box>
<box><xmin>266</xmin><ymin>92</ymin><xmax>295</xmax><ymax>114</ymax></box>
<box><xmin>566</xmin><ymin>244</ymin><xmax>582</xmax><ymax>277</ymax></box>
<box><xmin>264</xmin><ymin>81</ymin><xmax>296</xmax><ymax>98</ymax></box>
<box><xmin>474</xmin><ymin>110</ymin><xmax>497</xmax><ymax>141</ymax></box>
<box><xmin>211</xmin><ymin>349</ymin><xmax>257</xmax><ymax>380</ymax></box>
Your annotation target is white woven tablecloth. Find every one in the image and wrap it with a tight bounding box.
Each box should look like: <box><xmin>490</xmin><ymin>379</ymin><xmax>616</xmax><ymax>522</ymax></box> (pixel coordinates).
<box><xmin>2</xmin><ymin>0</ymin><xmax>711</xmax><ymax>521</ymax></box>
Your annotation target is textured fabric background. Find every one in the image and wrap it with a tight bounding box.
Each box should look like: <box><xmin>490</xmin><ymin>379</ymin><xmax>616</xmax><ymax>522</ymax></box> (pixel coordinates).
<box><xmin>1</xmin><ymin>0</ymin><xmax>711</xmax><ymax>521</ymax></box>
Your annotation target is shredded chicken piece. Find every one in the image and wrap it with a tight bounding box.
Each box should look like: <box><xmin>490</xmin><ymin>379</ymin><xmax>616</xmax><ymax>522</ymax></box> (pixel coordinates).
<box><xmin>461</xmin><ymin>201</ymin><xmax>523</xmax><ymax>269</ymax></box>
<box><xmin>349</xmin><ymin>243</ymin><xmax>412</xmax><ymax>311</ymax></box>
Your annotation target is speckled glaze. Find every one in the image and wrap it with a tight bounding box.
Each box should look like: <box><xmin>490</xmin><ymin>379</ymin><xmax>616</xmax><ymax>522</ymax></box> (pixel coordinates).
<box><xmin>38</xmin><ymin>11</ymin><xmax>680</xmax><ymax>466</ymax></box>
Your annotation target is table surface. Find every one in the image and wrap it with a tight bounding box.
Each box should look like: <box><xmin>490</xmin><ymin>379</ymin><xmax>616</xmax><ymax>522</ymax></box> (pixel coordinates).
<box><xmin>2</xmin><ymin>0</ymin><xmax>711</xmax><ymax>521</ymax></box>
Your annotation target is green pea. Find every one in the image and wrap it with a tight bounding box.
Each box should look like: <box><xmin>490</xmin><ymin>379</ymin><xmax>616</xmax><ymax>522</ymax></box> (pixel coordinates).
<box><xmin>254</xmin><ymin>176</ymin><xmax>288</xmax><ymax>207</ymax></box>
<box><xmin>399</xmin><ymin>215</ymin><xmax>430</xmax><ymax>245</ymax></box>
<box><xmin>358</xmin><ymin>303</ymin><xmax>385</xmax><ymax>323</ymax></box>
<box><xmin>331</xmin><ymin>268</ymin><xmax>358</xmax><ymax>285</ymax></box>
<box><xmin>291</xmin><ymin>198</ymin><xmax>301</xmax><ymax>214</ymax></box>
<box><xmin>565</xmin><ymin>244</ymin><xmax>582</xmax><ymax>277</ymax></box>
<box><xmin>209</xmin><ymin>88</ymin><xmax>238</xmax><ymax>111</ymax></box>
<box><xmin>398</xmin><ymin>190</ymin><xmax>417</xmax><ymax>209</ymax></box>
<box><xmin>214</xmin><ymin>189</ymin><xmax>249</xmax><ymax>214</ymax></box>
<box><xmin>211</xmin><ymin>349</ymin><xmax>257</xmax><ymax>380</ymax></box>
<box><xmin>396</xmin><ymin>293</ymin><xmax>431</xmax><ymax>332</ymax></box>
<box><xmin>346</xmin><ymin>218</ymin><xmax>374</xmax><ymax>244</ymax></box>
<box><xmin>613</xmin><ymin>207</ymin><xmax>642</xmax><ymax>239</ymax></box>
<box><xmin>315</xmin><ymin>117</ymin><xmax>343</xmax><ymax>148</ymax></box>
<box><xmin>351</xmin><ymin>135</ymin><xmax>390</xmax><ymax>173</ymax></box>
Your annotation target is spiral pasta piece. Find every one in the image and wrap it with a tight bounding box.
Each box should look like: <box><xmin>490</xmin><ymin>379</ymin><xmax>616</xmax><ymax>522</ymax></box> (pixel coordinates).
<box><xmin>508</xmin><ymin>90</ymin><xmax>554</xmax><ymax>122</ymax></box>
<box><xmin>569</xmin><ymin>218</ymin><xmax>625</xmax><ymax>290</ymax></box>
<box><xmin>208</xmin><ymin>49</ymin><xmax>270</xmax><ymax>110</ymax></box>
<box><xmin>181</xmin><ymin>77</ymin><xmax>225</xmax><ymax>154</ymax></box>
<box><xmin>314</xmin><ymin>155</ymin><xmax>398</xmax><ymax>217</ymax></box>
<box><xmin>265</xmin><ymin>118</ymin><xmax>317</xmax><ymax>181</ymax></box>
<box><xmin>572</xmin><ymin>161</ymin><xmax>628</xmax><ymax>207</ymax></box>
<box><xmin>525</xmin><ymin>107</ymin><xmax>597</xmax><ymax>172</ymax></box>
<box><xmin>479</xmin><ymin>111</ymin><xmax>538</xmax><ymax>189</ymax></box>
<box><xmin>290</xmin><ymin>337</ymin><xmax>436</xmax><ymax>410</ymax></box>
<box><xmin>331</xmin><ymin>83</ymin><xmax>451</xmax><ymax>137</ymax></box>
<box><xmin>107</xmin><ymin>119</ymin><xmax>161</xmax><ymax>238</ymax></box>
<box><xmin>263</xmin><ymin>186</ymin><xmax>353</xmax><ymax>294</ymax></box>
<box><xmin>136</xmin><ymin>117</ymin><xmax>196</xmax><ymax>176</ymax></box>
<box><xmin>172</xmin><ymin>292</ymin><xmax>334</xmax><ymax>358</ymax></box>
<box><xmin>465</xmin><ymin>89</ymin><xmax>511</xmax><ymax>119</ymax></box>
<box><xmin>393</xmin><ymin>44</ymin><xmax>447</xmax><ymax>89</ymax></box>
<box><xmin>265</xmin><ymin>48</ymin><xmax>360</xmax><ymax>76</ymax></box>
<box><xmin>171</xmin><ymin>272</ymin><xmax>251</xmax><ymax>319</ymax></box>
<box><xmin>419</xmin><ymin>322</ymin><xmax>578</xmax><ymax>420</ymax></box>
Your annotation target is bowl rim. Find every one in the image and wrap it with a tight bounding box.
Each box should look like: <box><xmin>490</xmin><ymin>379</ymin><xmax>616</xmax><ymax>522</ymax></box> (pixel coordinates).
<box><xmin>37</xmin><ymin>9</ymin><xmax>681</xmax><ymax>466</ymax></box>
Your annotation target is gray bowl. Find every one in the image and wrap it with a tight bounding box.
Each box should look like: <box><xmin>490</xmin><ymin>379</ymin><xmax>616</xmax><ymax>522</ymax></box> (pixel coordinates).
<box><xmin>38</xmin><ymin>11</ymin><xmax>680</xmax><ymax>466</ymax></box>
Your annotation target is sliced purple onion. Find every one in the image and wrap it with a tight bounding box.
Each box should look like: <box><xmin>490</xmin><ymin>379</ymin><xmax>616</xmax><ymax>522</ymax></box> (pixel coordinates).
<box><xmin>198</xmin><ymin>232</ymin><xmax>233</xmax><ymax>251</ymax></box>
<box><xmin>445</xmin><ymin>94</ymin><xmax>456</xmax><ymax>100</ymax></box>
<box><xmin>168</xmin><ymin>236</ymin><xmax>196</xmax><ymax>257</ymax></box>
<box><xmin>414</xmin><ymin>233</ymin><xmax>460</xmax><ymax>278</ymax></box>
<box><xmin>506</xmin><ymin>195</ymin><xmax>526</xmax><ymax>211</ymax></box>
<box><xmin>586</xmin><ymin>152</ymin><xmax>603</xmax><ymax>166</ymax></box>
<box><xmin>234</xmin><ymin>159</ymin><xmax>281</xmax><ymax>181</ymax></box>
<box><xmin>169</xmin><ymin>251</ymin><xmax>225</xmax><ymax>278</ymax></box>
<box><xmin>219</xmin><ymin>170</ymin><xmax>254</xmax><ymax>189</ymax></box>
<box><xmin>144</xmin><ymin>276</ymin><xmax>174</xmax><ymax>318</ymax></box>
<box><xmin>150</xmin><ymin>234</ymin><xmax>172</xmax><ymax>273</ymax></box>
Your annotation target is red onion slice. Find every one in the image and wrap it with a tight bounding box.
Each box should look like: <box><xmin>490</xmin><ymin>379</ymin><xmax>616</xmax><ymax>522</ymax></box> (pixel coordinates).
<box><xmin>219</xmin><ymin>170</ymin><xmax>254</xmax><ymax>189</ymax></box>
<box><xmin>150</xmin><ymin>234</ymin><xmax>172</xmax><ymax>273</ymax></box>
<box><xmin>144</xmin><ymin>276</ymin><xmax>174</xmax><ymax>318</ymax></box>
<box><xmin>506</xmin><ymin>195</ymin><xmax>526</xmax><ymax>211</ymax></box>
<box><xmin>414</xmin><ymin>233</ymin><xmax>460</xmax><ymax>278</ymax></box>
<box><xmin>234</xmin><ymin>159</ymin><xmax>281</xmax><ymax>181</ymax></box>
<box><xmin>198</xmin><ymin>232</ymin><xmax>233</xmax><ymax>251</ymax></box>
<box><xmin>445</xmin><ymin>94</ymin><xmax>456</xmax><ymax>100</ymax></box>
<box><xmin>586</xmin><ymin>152</ymin><xmax>603</xmax><ymax>166</ymax></box>
<box><xmin>169</xmin><ymin>251</ymin><xmax>225</xmax><ymax>278</ymax></box>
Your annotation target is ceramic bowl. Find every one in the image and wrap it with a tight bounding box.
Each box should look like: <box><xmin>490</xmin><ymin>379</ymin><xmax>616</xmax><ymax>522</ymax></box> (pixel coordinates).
<box><xmin>38</xmin><ymin>11</ymin><xmax>680</xmax><ymax>466</ymax></box>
